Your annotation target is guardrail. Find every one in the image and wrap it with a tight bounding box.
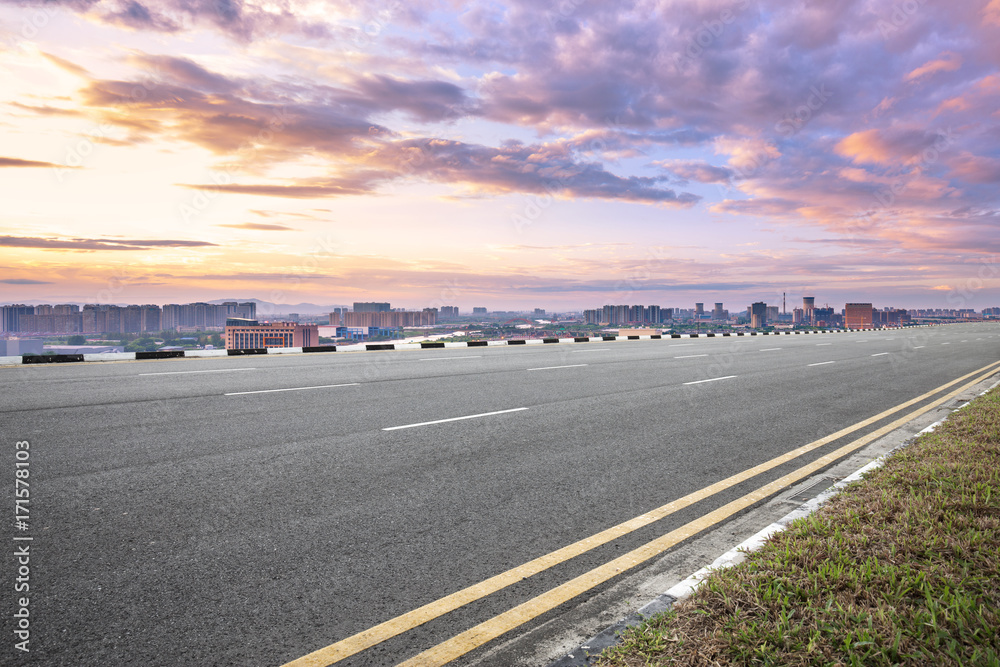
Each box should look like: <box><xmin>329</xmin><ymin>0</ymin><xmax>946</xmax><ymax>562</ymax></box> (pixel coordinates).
<box><xmin>0</xmin><ymin>324</ymin><xmax>950</xmax><ymax>367</ymax></box>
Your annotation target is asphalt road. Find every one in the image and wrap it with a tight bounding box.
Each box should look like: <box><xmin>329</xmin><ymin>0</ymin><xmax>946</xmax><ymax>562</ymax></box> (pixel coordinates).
<box><xmin>2</xmin><ymin>323</ymin><xmax>998</xmax><ymax>666</ymax></box>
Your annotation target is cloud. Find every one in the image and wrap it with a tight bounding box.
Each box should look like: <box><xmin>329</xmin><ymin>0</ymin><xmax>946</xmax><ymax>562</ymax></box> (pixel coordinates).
<box><xmin>905</xmin><ymin>52</ymin><xmax>963</xmax><ymax>82</ymax></box>
<box><xmin>0</xmin><ymin>157</ymin><xmax>69</xmax><ymax>168</ymax></box>
<box><xmin>656</xmin><ymin>160</ymin><xmax>735</xmax><ymax>184</ymax></box>
<box><xmin>216</xmin><ymin>222</ymin><xmax>295</xmax><ymax>230</ymax></box>
<box><xmin>8</xmin><ymin>102</ymin><xmax>84</xmax><ymax>117</ymax></box>
<box><xmin>0</xmin><ymin>236</ymin><xmax>218</xmax><ymax>250</ymax></box>
<box><xmin>41</xmin><ymin>52</ymin><xmax>90</xmax><ymax>77</ymax></box>
<box><xmin>15</xmin><ymin>0</ymin><xmax>335</xmax><ymax>41</ymax></box>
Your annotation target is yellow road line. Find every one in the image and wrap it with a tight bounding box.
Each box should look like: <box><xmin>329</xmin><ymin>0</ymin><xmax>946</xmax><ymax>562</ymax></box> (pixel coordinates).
<box><xmin>282</xmin><ymin>360</ymin><xmax>1000</xmax><ymax>667</ymax></box>
<box><xmin>399</xmin><ymin>362</ymin><xmax>1000</xmax><ymax>666</ymax></box>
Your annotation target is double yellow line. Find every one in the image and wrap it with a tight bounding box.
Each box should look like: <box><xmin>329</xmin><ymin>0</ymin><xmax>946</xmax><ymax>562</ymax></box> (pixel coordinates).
<box><xmin>284</xmin><ymin>360</ymin><xmax>1000</xmax><ymax>667</ymax></box>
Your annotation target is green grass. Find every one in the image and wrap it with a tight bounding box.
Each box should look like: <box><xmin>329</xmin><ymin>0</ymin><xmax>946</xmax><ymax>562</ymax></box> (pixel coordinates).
<box><xmin>598</xmin><ymin>388</ymin><xmax>1000</xmax><ymax>666</ymax></box>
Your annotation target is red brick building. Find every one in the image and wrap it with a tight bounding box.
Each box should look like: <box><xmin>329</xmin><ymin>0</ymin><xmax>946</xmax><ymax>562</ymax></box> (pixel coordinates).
<box><xmin>845</xmin><ymin>303</ymin><xmax>874</xmax><ymax>329</ymax></box>
<box><xmin>224</xmin><ymin>321</ymin><xmax>318</xmax><ymax>349</ymax></box>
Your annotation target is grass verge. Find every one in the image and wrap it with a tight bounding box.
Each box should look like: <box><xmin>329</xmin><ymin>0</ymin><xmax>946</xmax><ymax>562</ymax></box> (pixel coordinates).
<box><xmin>597</xmin><ymin>388</ymin><xmax>1000</xmax><ymax>666</ymax></box>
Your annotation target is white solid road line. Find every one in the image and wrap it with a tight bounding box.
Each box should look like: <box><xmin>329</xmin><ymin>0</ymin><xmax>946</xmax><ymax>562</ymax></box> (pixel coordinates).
<box><xmin>383</xmin><ymin>407</ymin><xmax>529</xmax><ymax>431</ymax></box>
<box><xmin>872</xmin><ymin>353</ymin><xmax>889</xmax><ymax>357</ymax></box>
<box><xmin>816</xmin><ymin>343</ymin><xmax>832</xmax><ymax>346</ymax></box>
<box><xmin>674</xmin><ymin>354</ymin><xmax>709</xmax><ymax>359</ymax></box>
<box><xmin>808</xmin><ymin>361</ymin><xmax>836</xmax><ymax>367</ymax></box>
<box><xmin>683</xmin><ymin>375</ymin><xmax>737</xmax><ymax>385</ymax></box>
<box><xmin>419</xmin><ymin>356</ymin><xmax>482</xmax><ymax>361</ymax></box>
<box><xmin>914</xmin><ymin>346</ymin><xmax>926</xmax><ymax>349</ymax></box>
<box><xmin>140</xmin><ymin>368</ymin><xmax>257</xmax><ymax>376</ymax></box>
<box><xmin>760</xmin><ymin>348</ymin><xmax>781</xmax><ymax>352</ymax></box>
<box><xmin>225</xmin><ymin>383</ymin><xmax>359</xmax><ymax>396</ymax></box>
<box><xmin>571</xmin><ymin>348</ymin><xmax>611</xmax><ymax>352</ymax></box>
<box><xmin>527</xmin><ymin>364</ymin><xmax>588</xmax><ymax>371</ymax></box>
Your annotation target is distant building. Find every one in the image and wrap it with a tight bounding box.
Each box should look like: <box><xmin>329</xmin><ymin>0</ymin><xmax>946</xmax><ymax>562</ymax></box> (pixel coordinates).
<box><xmin>353</xmin><ymin>302</ymin><xmax>391</xmax><ymax>313</ymax></box>
<box><xmin>712</xmin><ymin>303</ymin><xmax>726</xmax><ymax>320</ymax></box>
<box><xmin>225</xmin><ymin>322</ymin><xmax>318</xmax><ymax>349</ymax></box>
<box><xmin>533</xmin><ymin>308</ymin><xmax>546</xmax><ymax>316</ymax></box>
<box><xmin>440</xmin><ymin>306</ymin><xmax>459</xmax><ymax>318</ymax></box>
<box><xmin>695</xmin><ymin>303</ymin><xmax>704</xmax><ymax>317</ymax></box>
<box><xmin>813</xmin><ymin>307</ymin><xmax>836</xmax><ymax>326</ymax></box>
<box><xmin>750</xmin><ymin>302</ymin><xmax>768</xmax><ymax>329</ymax></box>
<box><xmin>845</xmin><ymin>303</ymin><xmax>874</xmax><ymax>329</ymax></box>
<box><xmin>472</xmin><ymin>307</ymin><xmax>487</xmax><ymax>315</ymax></box>
<box><xmin>803</xmin><ymin>296</ymin><xmax>815</xmax><ymax>324</ymax></box>
<box><xmin>342</xmin><ymin>311</ymin><xmax>437</xmax><ymax>327</ymax></box>
<box><xmin>17</xmin><ymin>312</ymin><xmax>83</xmax><ymax>333</ymax></box>
<box><xmin>1</xmin><ymin>305</ymin><xmax>35</xmax><ymax>333</ymax></box>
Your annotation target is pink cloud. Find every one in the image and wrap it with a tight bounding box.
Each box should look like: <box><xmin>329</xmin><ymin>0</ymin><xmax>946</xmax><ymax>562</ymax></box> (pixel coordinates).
<box><xmin>905</xmin><ymin>52</ymin><xmax>963</xmax><ymax>82</ymax></box>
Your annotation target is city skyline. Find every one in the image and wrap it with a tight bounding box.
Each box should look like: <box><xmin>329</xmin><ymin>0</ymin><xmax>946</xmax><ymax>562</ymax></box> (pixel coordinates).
<box><xmin>2</xmin><ymin>3</ymin><xmax>1000</xmax><ymax>310</ymax></box>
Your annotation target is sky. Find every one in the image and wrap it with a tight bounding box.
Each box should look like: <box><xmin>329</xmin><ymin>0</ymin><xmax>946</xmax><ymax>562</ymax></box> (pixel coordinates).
<box><xmin>1</xmin><ymin>0</ymin><xmax>999</xmax><ymax>312</ymax></box>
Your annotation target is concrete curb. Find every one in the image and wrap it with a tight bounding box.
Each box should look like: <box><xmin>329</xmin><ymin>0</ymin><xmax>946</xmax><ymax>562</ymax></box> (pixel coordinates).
<box><xmin>548</xmin><ymin>374</ymin><xmax>1000</xmax><ymax>667</ymax></box>
<box><xmin>0</xmin><ymin>324</ymin><xmax>942</xmax><ymax>367</ymax></box>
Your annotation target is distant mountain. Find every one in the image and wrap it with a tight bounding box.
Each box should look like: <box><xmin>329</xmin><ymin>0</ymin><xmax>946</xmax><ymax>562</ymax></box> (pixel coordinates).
<box><xmin>208</xmin><ymin>298</ymin><xmax>348</xmax><ymax>315</ymax></box>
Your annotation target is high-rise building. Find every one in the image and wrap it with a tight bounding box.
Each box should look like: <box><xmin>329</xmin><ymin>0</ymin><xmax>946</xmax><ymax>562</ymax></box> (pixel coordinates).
<box><xmin>713</xmin><ymin>303</ymin><xmax>725</xmax><ymax>320</ymax></box>
<box><xmin>161</xmin><ymin>304</ymin><xmax>182</xmax><ymax>330</ymax></box>
<box><xmin>123</xmin><ymin>305</ymin><xmax>143</xmax><ymax>333</ymax></box>
<box><xmin>342</xmin><ymin>311</ymin><xmax>437</xmax><ymax>327</ymax></box>
<box><xmin>354</xmin><ymin>302</ymin><xmax>391</xmax><ymax>313</ymax></box>
<box><xmin>845</xmin><ymin>303</ymin><xmax>874</xmax><ymax>329</ymax></box>
<box><xmin>813</xmin><ymin>307</ymin><xmax>835</xmax><ymax>326</ymax></box>
<box><xmin>750</xmin><ymin>302</ymin><xmax>768</xmax><ymax>329</ymax></box>
<box><xmin>695</xmin><ymin>303</ymin><xmax>704</xmax><ymax>317</ymax></box>
<box><xmin>766</xmin><ymin>305</ymin><xmax>779</xmax><ymax>322</ymax></box>
<box><xmin>472</xmin><ymin>307</ymin><xmax>487</xmax><ymax>315</ymax></box>
<box><xmin>1</xmin><ymin>305</ymin><xmax>35</xmax><ymax>332</ymax></box>
<box><xmin>440</xmin><ymin>306</ymin><xmax>459</xmax><ymax>318</ymax></box>
<box><xmin>17</xmin><ymin>312</ymin><xmax>83</xmax><ymax>333</ymax></box>
<box><xmin>140</xmin><ymin>305</ymin><xmax>161</xmax><ymax>332</ymax></box>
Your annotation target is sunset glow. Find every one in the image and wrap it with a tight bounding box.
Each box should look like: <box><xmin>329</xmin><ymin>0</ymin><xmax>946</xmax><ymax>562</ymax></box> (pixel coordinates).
<box><xmin>2</xmin><ymin>0</ymin><xmax>999</xmax><ymax>311</ymax></box>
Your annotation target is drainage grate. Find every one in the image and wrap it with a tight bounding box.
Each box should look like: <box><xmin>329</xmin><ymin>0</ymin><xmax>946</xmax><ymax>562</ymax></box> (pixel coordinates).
<box><xmin>788</xmin><ymin>477</ymin><xmax>836</xmax><ymax>504</ymax></box>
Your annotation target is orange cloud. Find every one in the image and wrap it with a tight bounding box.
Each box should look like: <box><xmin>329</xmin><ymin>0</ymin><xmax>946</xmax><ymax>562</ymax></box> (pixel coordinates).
<box><xmin>985</xmin><ymin>0</ymin><xmax>1000</xmax><ymax>26</ymax></box>
<box><xmin>835</xmin><ymin>129</ymin><xmax>892</xmax><ymax>165</ymax></box>
<box><xmin>905</xmin><ymin>52</ymin><xmax>962</xmax><ymax>82</ymax></box>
